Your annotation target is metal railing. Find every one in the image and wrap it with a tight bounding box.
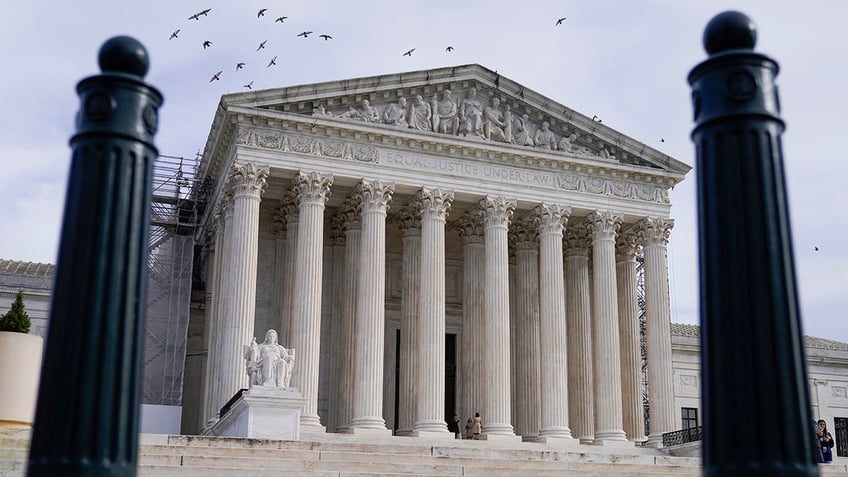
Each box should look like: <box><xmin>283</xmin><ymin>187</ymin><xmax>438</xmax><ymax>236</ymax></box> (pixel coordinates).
<box><xmin>662</xmin><ymin>426</ymin><xmax>703</xmax><ymax>447</ymax></box>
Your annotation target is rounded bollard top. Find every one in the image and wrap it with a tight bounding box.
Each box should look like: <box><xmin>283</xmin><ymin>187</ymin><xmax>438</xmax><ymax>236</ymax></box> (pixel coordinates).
<box><xmin>703</xmin><ymin>11</ymin><xmax>757</xmax><ymax>55</ymax></box>
<box><xmin>98</xmin><ymin>36</ymin><xmax>149</xmax><ymax>78</ymax></box>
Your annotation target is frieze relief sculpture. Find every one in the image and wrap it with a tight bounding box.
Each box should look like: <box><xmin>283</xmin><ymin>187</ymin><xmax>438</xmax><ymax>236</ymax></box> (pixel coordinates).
<box><xmin>300</xmin><ymin>85</ymin><xmax>654</xmax><ymax>164</ymax></box>
<box><xmin>244</xmin><ymin>329</ymin><xmax>295</xmax><ymax>389</ymax></box>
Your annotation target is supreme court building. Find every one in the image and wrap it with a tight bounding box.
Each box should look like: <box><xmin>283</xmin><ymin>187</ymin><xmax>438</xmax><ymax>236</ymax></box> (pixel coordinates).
<box><xmin>186</xmin><ymin>64</ymin><xmax>691</xmax><ymax>446</ymax></box>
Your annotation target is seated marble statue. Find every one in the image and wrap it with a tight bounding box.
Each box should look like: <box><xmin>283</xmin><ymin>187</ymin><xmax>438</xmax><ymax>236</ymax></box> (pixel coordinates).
<box><xmin>512</xmin><ymin>113</ymin><xmax>534</xmax><ymax>146</ymax></box>
<box><xmin>244</xmin><ymin>329</ymin><xmax>294</xmax><ymax>389</ymax></box>
<box><xmin>383</xmin><ymin>97</ymin><xmax>408</xmax><ymax>127</ymax></box>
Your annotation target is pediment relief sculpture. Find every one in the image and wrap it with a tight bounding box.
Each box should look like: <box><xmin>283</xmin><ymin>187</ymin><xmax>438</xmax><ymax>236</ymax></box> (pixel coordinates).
<box><xmin>306</xmin><ymin>86</ymin><xmax>638</xmax><ymax>166</ymax></box>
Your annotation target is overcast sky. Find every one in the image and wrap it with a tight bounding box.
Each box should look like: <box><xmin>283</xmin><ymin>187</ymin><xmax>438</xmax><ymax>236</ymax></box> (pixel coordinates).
<box><xmin>1</xmin><ymin>1</ymin><xmax>845</xmax><ymax>344</ymax></box>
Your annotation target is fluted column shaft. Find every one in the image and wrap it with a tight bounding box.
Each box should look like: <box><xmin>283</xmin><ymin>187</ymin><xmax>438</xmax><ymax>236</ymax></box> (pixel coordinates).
<box><xmin>396</xmin><ymin>206</ymin><xmax>421</xmax><ymax>436</ymax></box>
<box><xmin>537</xmin><ymin>204</ymin><xmax>575</xmax><ymax>440</ymax></box>
<box><xmin>587</xmin><ymin>210</ymin><xmax>628</xmax><ymax>443</ymax></box>
<box><xmin>350</xmin><ymin>180</ymin><xmax>395</xmax><ymax>431</ymax></box>
<box><xmin>639</xmin><ymin>218</ymin><xmax>676</xmax><ymax>446</ymax></box>
<box><xmin>219</xmin><ymin>163</ymin><xmax>269</xmax><ymax>407</ymax></box>
<box><xmin>326</xmin><ymin>216</ymin><xmax>346</xmax><ymax>434</ymax></box>
<box><xmin>336</xmin><ymin>206</ymin><xmax>361</xmax><ymax>433</ymax></box>
<box><xmin>413</xmin><ymin>188</ymin><xmax>453</xmax><ymax>435</ymax></box>
<box><xmin>510</xmin><ymin>221</ymin><xmax>540</xmax><ymax>438</ymax></box>
<box><xmin>616</xmin><ymin>230</ymin><xmax>644</xmax><ymax>442</ymax></box>
<box><xmin>290</xmin><ymin>171</ymin><xmax>333</xmax><ymax>429</ymax></box>
<box><xmin>458</xmin><ymin>211</ymin><xmax>486</xmax><ymax>422</ymax></box>
<box><xmin>279</xmin><ymin>195</ymin><xmax>299</xmax><ymax>346</ymax></box>
<box><xmin>482</xmin><ymin>196</ymin><xmax>517</xmax><ymax>436</ymax></box>
<box><xmin>564</xmin><ymin>227</ymin><xmax>593</xmax><ymax>441</ymax></box>
<box><xmin>210</xmin><ymin>197</ymin><xmax>234</xmax><ymax>422</ymax></box>
<box><xmin>200</xmin><ymin>215</ymin><xmax>223</xmax><ymax>427</ymax></box>
<box><xmin>272</xmin><ymin>206</ymin><xmax>287</xmax><ymax>342</ymax></box>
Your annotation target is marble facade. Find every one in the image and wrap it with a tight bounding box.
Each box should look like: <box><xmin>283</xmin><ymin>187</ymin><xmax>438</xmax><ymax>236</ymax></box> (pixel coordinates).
<box><xmin>192</xmin><ymin>64</ymin><xmax>689</xmax><ymax>445</ymax></box>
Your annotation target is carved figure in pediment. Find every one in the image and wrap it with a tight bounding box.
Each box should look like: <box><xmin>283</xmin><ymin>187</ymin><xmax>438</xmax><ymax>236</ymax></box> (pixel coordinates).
<box><xmin>312</xmin><ymin>104</ymin><xmax>331</xmax><ymax>117</ymax></box>
<box><xmin>460</xmin><ymin>87</ymin><xmax>485</xmax><ymax>138</ymax></box>
<box><xmin>534</xmin><ymin>121</ymin><xmax>557</xmax><ymax>150</ymax></box>
<box><xmin>484</xmin><ymin>97</ymin><xmax>509</xmax><ymax>142</ymax></box>
<box><xmin>409</xmin><ymin>95</ymin><xmax>432</xmax><ymax>131</ymax></box>
<box><xmin>383</xmin><ymin>97</ymin><xmax>408</xmax><ymax>127</ymax></box>
<box><xmin>360</xmin><ymin>99</ymin><xmax>380</xmax><ymax>123</ymax></box>
<box><xmin>337</xmin><ymin>105</ymin><xmax>363</xmax><ymax>120</ymax></box>
<box><xmin>512</xmin><ymin>113</ymin><xmax>534</xmax><ymax>146</ymax></box>
<box><xmin>598</xmin><ymin>144</ymin><xmax>616</xmax><ymax>160</ymax></box>
<box><xmin>558</xmin><ymin>132</ymin><xmax>577</xmax><ymax>152</ymax></box>
<box><xmin>433</xmin><ymin>90</ymin><xmax>459</xmax><ymax>135</ymax></box>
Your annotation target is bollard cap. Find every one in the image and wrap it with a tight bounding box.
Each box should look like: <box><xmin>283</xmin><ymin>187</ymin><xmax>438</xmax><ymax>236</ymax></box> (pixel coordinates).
<box><xmin>703</xmin><ymin>11</ymin><xmax>757</xmax><ymax>55</ymax></box>
<box><xmin>98</xmin><ymin>36</ymin><xmax>150</xmax><ymax>78</ymax></box>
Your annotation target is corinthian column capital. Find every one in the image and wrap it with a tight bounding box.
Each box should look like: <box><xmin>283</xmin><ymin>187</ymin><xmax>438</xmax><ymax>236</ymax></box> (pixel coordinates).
<box><xmin>481</xmin><ymin>196</ymin><xmax>517</xmax><ymax>228</ymax></box>
<box><xmin>295</xmin><ymin>170</ymin><xmax>334</xmax><ymax>206</ymax></box>
<box><xmin>394</xmin><ymin>201</ymin><xmax>422</xmax><ymax>237</ymax></box>
<box><xmin>534</xmin><ymin>203</ymin><xmax>571</xmax><ymax>236</ymax></box>
<box><xmin>637</xmin><ymin>217</ymin><xmax>674</xmax><ymax>247</ymax></box>
<box><xmin>231</xmin><ymin>162</ymin><xmax>270</xmax><ymax>196</ymax></box>
<box><xmin>509</xmin><ymin>216</ymin><xmax>539</xmax><ymax>250</ymax></box>
<box><xmin>417</xmin><ymin>187</ymin><xmax>454</xmax><ymax>220</ymax></box>
<box><xmin>615</xmin><ymin>227</ymin><xmax>640</xmax><ymax>262</ymax></box>
<box><xmin>456</xmin><ymin>207</ymin><xmax>485</xmax><ymax>244</ymax></box>
<box><xmin>357</xmin><ymin>179</ymin><xmax>395</xmax><ymax>212</ymax></box>
<box><xmin>564</xmin><ymin>220</ymin><xmax>591</xmax><ymax>258</ymax></box>
<box><xmin>585</xmin><ymin>210</ymin><xmax>623</xmax><ymax>241</ymax></box>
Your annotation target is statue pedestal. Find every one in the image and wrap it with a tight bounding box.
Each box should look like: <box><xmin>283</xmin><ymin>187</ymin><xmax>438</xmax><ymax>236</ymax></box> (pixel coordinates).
<box><xmin>206</xmin><ymin>387</ymin><xmax>307</xmax><ymax>441</ymax></box>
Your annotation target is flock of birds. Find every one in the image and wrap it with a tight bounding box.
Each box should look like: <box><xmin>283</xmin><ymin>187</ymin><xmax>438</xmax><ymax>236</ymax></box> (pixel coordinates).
<box><xmin>170</xmin><ymin>8</ymin><xmax>570</xmax><ymax>90</ymax></box>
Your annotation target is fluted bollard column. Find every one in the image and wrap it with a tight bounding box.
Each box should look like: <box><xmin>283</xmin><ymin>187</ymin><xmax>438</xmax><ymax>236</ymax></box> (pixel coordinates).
<box><xmin>509</xmin><ymin>218</ymin><xmax>541</xmax><ymax>439</ymax></box>
<box><xmin>218</xmin><ymin>162</ymin><xmax>269</xmax><ymax>405</ymax></box>
<box><xmin>279</xmin><ymin>193</ymin><xmax>299</xmax><ymax>345</ymax></box>
<box><xmin>412</xmin><ymin>188</ymin><xmax>454</xmax><ymax>437</ymax></box>
<box><xmin>457</xmin><ymin>209</ymin><xmax>486</xmax><ymax>423</ymax></box>
<box><xmin>616</xmin><ymin>228</ymin><xmax>645</xmax><ymax>443</ymax></box>
<box><xmin>586</xmin><ymin>210</ymin><xmax>630</xmax><ymax>446</ymax></box>
<box><xmin>28</xmin><ymin>36</ymin><xmax>162</xmax><ymax>477</ymax></box>
<box><xmin>335</xmin><ymin>199</ymin><xmax>361</xmax><ymax>432</ymax></box>
<box><xmin>290</xmin><ymin>171</ymin><xmax>333</xmax><ymax>430</ymax></box>
<box><xmin>564</xmin><ymin>226</ymin><xmax>594</xmax><ymax>443</ymax></box>
<box><xmin>481</xmin><ymin>196</ymin><xmax>520</xmax><ymax>441</ymax></box>
<box><xmin>350</xmin><ymin>179</ymin><xmax>394</xmax><ymax>433</ymax></box>
<box><xmin>536</xmin><ymin>204</ymin><xmax>578</xmax><ymax>444</ymax></box>
<box><xmin>395</xmin><ymin>203</ymin><xmax>421</xmax><ymax>436</ymax></box>
<box><xmin>689</xmin><ymin>11</ymin><xmax>817</xmax><ymax>474</ymax></box>
<box><xmin>637</xmin><ymin>217</ymin><xmax>675</xmax><ymax>447</ymax></box>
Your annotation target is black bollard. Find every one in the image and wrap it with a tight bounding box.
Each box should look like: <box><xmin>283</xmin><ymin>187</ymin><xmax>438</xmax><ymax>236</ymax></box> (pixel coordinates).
<box><xmin>27</xmin><ymin>36</ymin><xmax>162</xmax><ymax>477</ymax></box>
<box><xmin>689</xmin><ymin>11</ymin><xmax>818</xmax><ymax>477</ymax></box>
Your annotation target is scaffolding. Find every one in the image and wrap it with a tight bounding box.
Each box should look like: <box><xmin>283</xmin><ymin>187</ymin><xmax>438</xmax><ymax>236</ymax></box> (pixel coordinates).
<box><xmin>143</xmin><ymin>153</ymin><xmax>201</xmax><ymax>406</ymax></box>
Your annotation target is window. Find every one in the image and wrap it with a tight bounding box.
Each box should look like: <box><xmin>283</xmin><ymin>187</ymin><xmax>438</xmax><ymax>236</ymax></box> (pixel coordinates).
<box><xmin>836</xmin><ymin>417</ymin><xmax>847</xmax><ymax>457</ymax></box>
<box><xmin>681</xmin><ymin>407</ymin><xmax>698</xmax><ymax>429</ymax></box>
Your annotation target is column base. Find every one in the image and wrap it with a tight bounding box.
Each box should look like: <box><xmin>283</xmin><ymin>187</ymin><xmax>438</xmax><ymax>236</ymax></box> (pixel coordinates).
<box><xmin>644</xmin><ymin>433</ymin><xmax>665</xmax><ymax>448</ymax></box>
<box><xmin>578</xmin><ymin>437</ymin><xmax>595</xmax><ymax>445</ymax></box>
<box><xmin>394</xmin><ymin>428</ymin><xmax>413</xmax><ymax>437</ymax></box>
<box><xmin>346</xmin><ymin>426</ymin><xmax>392</xmax><ymax>436</ymax></box>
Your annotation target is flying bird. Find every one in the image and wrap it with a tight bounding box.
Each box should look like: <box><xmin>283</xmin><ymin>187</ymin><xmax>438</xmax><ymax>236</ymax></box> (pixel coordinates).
<box><xmin>445</xmin><ymin>46</ymin><xmax>454</xmax><ymax>52</ymax></box>
<box><xmin>244</xmin><ymin>81</ymin><xmax>254</xmax><ymax>90</ymax></box>
<box><xmin>660</xmin><ymin>138</ymin><xmax>665</xmax><ymax>142</ymax></box>
<box><xmin>297</xmin><ymin>31</ymin><xmax>313</xmax><ymax>38</ymax></box>
<box><xmin>236</xmin><ymin>62</ymin><xmax>245</xmax><ymax>71</ymax></box>
<box><xmin>210</xmin><ymin>70</ymin><xmax>222</xmax><ymax>82</ymax></box>
<box><xmin>556</xmin><ymin>17</ymin><xmax>567</xmax><ymax>25</ymax></box>
<box><xmin>258</xmin><ymin>8</ymin><xmax>268</xmax><ymax>17</ymax></box>
<box><xmin>189</xmin><ymin>8</ymin><xmax>211</xmax><ymax>20</ymax></box>
<box><xmin>169</xmin><ymin>29</ymin><xmax>180</xmax><ymax>40</ymax></box>
<box><xmin>403</xmin><ymin>48</ymin><xmax>415</xmax><ymax>56</ymax></box>
<box><xmin>257</xmin><ymin>40</ymin><xmax>267</xmax><ymax>51</ymax></box>
<box><xmin>319</xmin><ymin>34</ymin><xmax>333</xmax><ymax>41</ymax></box>
<box><xmin>814</xmin><ymin>246</ymin><xmax>820</xmax><ymax>251</ymax></box>
<box><xmin>202</xmin><ymin>40</ymin><xmax>213</xmax><ymax>49</ymax></box>
<box><xmin>267</xmin><ymin>56</ymin><xmax>277</xmax><ymax>67</ymax></box>
<box><xmin>275</xmin><ymin>16</ymin><xmax>288</xmax><ymax>23</ymax></box>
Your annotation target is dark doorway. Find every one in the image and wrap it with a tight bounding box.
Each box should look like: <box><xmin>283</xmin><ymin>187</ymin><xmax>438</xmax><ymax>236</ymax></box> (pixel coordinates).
<box><xmin>836</xmin><ymin>417</ymin><xmax>848</xmax><ymax>457</ymax></box>
<box><xmin>392</xmin><ymin>331</ymin><xmax>457</xmax><ymax>431</ymax></box>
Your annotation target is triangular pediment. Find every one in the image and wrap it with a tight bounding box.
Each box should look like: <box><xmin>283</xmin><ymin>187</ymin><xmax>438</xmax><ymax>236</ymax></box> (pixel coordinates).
<box><xmin>221</xmin><ymin>64</ymin><xmax>690</xmax><ymax>175</ymax></box>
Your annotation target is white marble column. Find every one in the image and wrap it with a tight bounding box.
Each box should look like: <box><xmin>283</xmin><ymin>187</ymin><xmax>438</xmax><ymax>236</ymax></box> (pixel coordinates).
<box><xmin>349</xmin><ymin>179</ymin><xmax>395</xmax><ymax>433</ymax></box>
<box><xmin>290</xmin><ymin>170</ymin><xmax>333</xmax><ymax>430</ymax></box>
<box><xmin>412</xmin><ymin>188</ymin><xmax>453</xmax><ymax>437</ymax></box>
<box><xmin>218</xmin><ymin>163</ymin><xmax>269</xmax><ymax>408</ymax></box>
<box><xmin>638</xmin><ymin>217</ymin><xmax>676</xmax><ymax>447</ymax></box>
<box><xmin>564</xmin><ymin>225</ymin><xmax>594</xmax><ymax>443</ymax></box>
<box><xmin>536</xmin><ymin>204</ymin><xmax>578</xmax><ymax>444</ymax></box>
<box><xmin>509</xmin><ymin>217</ymin><xmax>541</xmax><ymax>439</ymax></box>
<box><xmin>278</xmin><ymin>193</ymin><xmax>299</xmax><ymax>346</ymax></box>
<box><xmin>326</xmin><ymin>214</ymin><xmax>347</xmax><ymax>434</ymax></box>
<box><xmin>616</xmin><ymin>228</ymin><xmax>645</xmax><ymax>442</ymax></box>
<box><xmin>335</xmin><ymin>199</ymin><xmax>360</xmax><ymax>433</ymax></box>
<box><xmin>200</xmin><ymin>207</ymin><xmax>224</xmax><ymax>428</ymax></box>
<box><xmin>586</xmin><ymin>210</ymin><xmax>629</xmax><ymax>445</ymax></box>
<box><xmin>481</xmin><ymin>196</ymin><xmax>519</xmax><ymax>440</ymax></box>
<box><xmin>395</xmin><ymin>203</ymin><xmax>421</xmax><ymax>436</ymax></box>
<box><xmin>272</xmin><ymin>205</ymin><xmax>286</xmax><ymax>340</ymax></box>
<box><xmin>209</xmin><ymin>193</ymin><xmax>234</xmax><ymax>425</ymax></box>
<box><xmin>457</xmin><ymin>209</ymin><xmax>486</xmax><ymax>423</ymax></box>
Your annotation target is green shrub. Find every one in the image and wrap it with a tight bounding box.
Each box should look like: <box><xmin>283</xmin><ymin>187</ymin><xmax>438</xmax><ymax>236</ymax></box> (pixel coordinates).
<box><xmin>0</xmin><ymin>291</ymin><xmax>31</xmax><ymax>333</ymax></box>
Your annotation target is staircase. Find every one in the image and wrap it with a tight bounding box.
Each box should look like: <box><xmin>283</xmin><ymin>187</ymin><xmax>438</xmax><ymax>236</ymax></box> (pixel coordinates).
<box><xmin>3</xmin><ymin>427</ymin><xmax>847</xmax><ymax>476</ymax></box>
